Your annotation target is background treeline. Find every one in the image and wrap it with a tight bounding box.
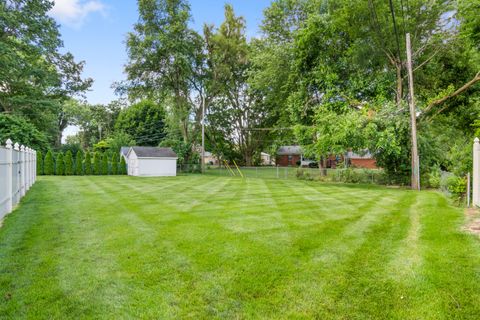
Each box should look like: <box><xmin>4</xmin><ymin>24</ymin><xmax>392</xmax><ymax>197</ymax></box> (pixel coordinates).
<box><xmin>36</xmin><ymin>150</ymin><xmax>127</xmax><ymax>176</ymax></box>
<box><xmin>1</xmin><ymin>0</ymin><xmax>480</xmax><ymax>186</ymax></box>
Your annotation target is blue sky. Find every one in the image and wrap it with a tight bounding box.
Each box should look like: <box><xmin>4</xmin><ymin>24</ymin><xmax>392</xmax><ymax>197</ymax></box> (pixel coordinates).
<box><xmin>49</xmin><ymin>0</ymin><xmax>272</xmax><ymax>106</ymax></box>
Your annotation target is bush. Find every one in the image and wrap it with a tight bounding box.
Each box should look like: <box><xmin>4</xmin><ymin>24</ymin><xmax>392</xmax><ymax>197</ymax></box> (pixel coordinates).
<box><xmin>296</xmin><ymin>168</ymin><xmax>315</xmax><ymax>181</ymax></box>
<box><xmin>44</xmin><ymin>151</ymin><xmax>54</xmax><ymax>175</ymax></box>
<box><xmin>119</xmin><ymin>157</ymin><xmax>127</xmax><ymax>175</ymax></box>
<box><xmin>36</xmin><ymin>151</ymin><xmax>43</xmax><ymax>175</ymax></box>
<box><xmin>56</xmin><ymin>153</ymin><xmax>65</xmax><ymax>175</ymax></box>
<box><xmin>84</xmin><ymin>151</ymin><xmax>92</xmax><ymax>175</ymax></box>
<box><xmin>101</xmin><ymin>153</ymin><xmax>109</xmax><ymax>175</ymax></box>
<box><xmin>64</xmin><ymin>151</ymin><xmax>74</xmax><ymax>175</ymax></box>
<box><xmin>111</xmin><ymin>154</ymin><xmax>119</xmax><ymax>175</ymax></box>
<box><xmin>93</xmin><ymin>152</ymin><xmax>102</xmax><ymax>175</ymax></box>
<box><xmin>447</xmin><ymin>175</ymin><xmax>467</xmax><ymax>203</ymax></box>
<box><xmin>339</xmin><ymin>168</ymin><xmax>361</xmax><ymax>183</ymax></box>
<box><xmin>427</xmin><ymin>169</ymin><xmax>441</xmax><ymax>189</ymax></box>
<box><xmin>0</xmin><ymin>114</ymin><xmax>49</xmax><ymax>152</ymax></box>
<box><xmin>75</xmin><ymin>151</ymin><xmax>84</xmax><ymax>175</ymax></box>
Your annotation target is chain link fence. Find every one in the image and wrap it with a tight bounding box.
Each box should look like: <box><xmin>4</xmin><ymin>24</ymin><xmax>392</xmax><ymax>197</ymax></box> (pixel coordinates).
<box><xmin>178</xmin><ymin>164</ymin><xmax>386</xmax><ymax>184</ymax></box>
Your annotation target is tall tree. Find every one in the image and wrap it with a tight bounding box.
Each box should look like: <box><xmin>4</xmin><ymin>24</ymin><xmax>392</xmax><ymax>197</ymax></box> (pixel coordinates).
<box><xmin>119</xmin><ymin>157</ymin><xmax>127</xmax><ymax>175</ymax></box>
<box><xmin>36</xmin><ymin>150</ymin><xmax>43</xmax><ymax>175</ymax></box>
<box><xmin>93</xmin><ymin>152</ymin><xmax>102</xmax><ymax>175</ymax></box>
<box><xmin>64</xmin><ymin>150</ymin><xmax>74</xmax><ymax>175</ymax></box>
<box><xmin>101</xmin><ymin>153</ymin><xmax>109</xmax><ymax>175</ymax></box>
<box><xmin>205</xmin><ymin>5</ymin><xmax>275</xmax><ymax>165</ymax></box>
<box><xmin>84</xmin><ymin>151</ymin><xmax>92</xmax><ymax>175</ymax></box>
<box><xmin>111</xmin><ymin>153</ymin><xmax>119</xmax><ymax>175</ymax></box>
<box><xmin>55</xmin><ymin>153</ymin><xmax>64</xmax><ymax>175</ymax></box>
<box><xmin>75</xmin><ymin>150</ymin><xmax>84</xmax><ymax>175</ymax></box>
<box><xmin>122</xmin><ymin>0</ymin><xmax>207</xmax><ymax>156</ymax></box>
<box><xmin>115</xmin><ymin>100</ymin><xmax>166</xmax><ymax>146</ymax></box>
<box><xmin>259</xmin><ymin>0</ymin><xmax>480</xmax><ymax>179</ymax></box>
<box><xmin>0</xmin><ymin>0</ymin><xmax>92</xmax><ymax>145</ymax></box>
<box><xmin>44</xmin><ymin>150</ymin><xmax>54</xmax><ymax>175</ymax></box>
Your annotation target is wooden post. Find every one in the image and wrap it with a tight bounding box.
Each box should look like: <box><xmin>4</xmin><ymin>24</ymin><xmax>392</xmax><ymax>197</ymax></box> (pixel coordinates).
<box><xmin>5</xmin><ymin>139</ymin><xmax>13</xmax><ymax>214</ymax></box>
<box><xmin>406</xmin><ymin>33</ymin><xmax>420</xmax><ymax>190</ymax></box>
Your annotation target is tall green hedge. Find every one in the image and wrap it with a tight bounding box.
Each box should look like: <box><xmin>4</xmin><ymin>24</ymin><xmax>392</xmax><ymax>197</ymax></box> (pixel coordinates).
<box><xmin>55</xmin><ymin>153</ymin><xmax>64</xmax><ymax>175</ymax></box>
<box><xmin>101</xmin><ymin>153</ymin><xmax>109</xmax><ymax>175</ymax></box>
<box><xmin>64</xmin><ymin>150</ymin><xmax>74</xmax><ymax>175</ymax></box>
<box><xmin>36</xmin><ymin>150</ymin><xmax>43</xmax><ymax>175</ymax></box>
<box><xmin>75</xmin><ymin>151</ymin><xmax>84</xmax><ymax>175</ymax></box>
<box><xmin>84</xmin><ymin>151</ymin><xmax>92</xmax><ymax>175</ymax></box>
<box><xmin>44</xmin><ymin>151</ymin><xmax>54</xmax><ymax>175</ymax></box>
<box><xmin>38</xmin><ymin>150</ymin><xmax>128</xmax><ymax>176</ymax></box>
<box><xmin>93</xmin><ymin>152</ymin><xmax>102</xmax><ymax>175</ymax></box>
<box><xmin>119</xmin><ymin>157</ymin><xmax>127</xmax><ymax>175</ymax></box>
<box><xmin>111</xmin><ymin>154</ymin><xmax>118</xmax><ymax>175</ymax></box>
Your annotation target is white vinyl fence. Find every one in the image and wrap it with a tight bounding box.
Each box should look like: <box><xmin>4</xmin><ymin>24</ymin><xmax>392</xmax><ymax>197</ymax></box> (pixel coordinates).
<box><xmin>0</xmin><ymin>139</ymin><xmax>37</xmax><ymax>219</ymax></box>
<box><xmin>473</xmin><ymin>138</ymin><xmax>480</xmax><ymax>207</ymax></box>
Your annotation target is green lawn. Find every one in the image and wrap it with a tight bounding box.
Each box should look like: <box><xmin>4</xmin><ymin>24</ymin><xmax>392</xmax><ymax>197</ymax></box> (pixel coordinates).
<box><xmin>1</xmin><ymin>176</ymin><xmax>479</xmax><ymax>319</ymax></box>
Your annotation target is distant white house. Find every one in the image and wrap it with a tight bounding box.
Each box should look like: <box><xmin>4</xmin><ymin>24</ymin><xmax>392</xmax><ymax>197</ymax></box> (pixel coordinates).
<box><xmin>261</xmin><ymin>152</ymin><xmax>273</xmax><ymax>165</ymax></box>
<box><xmin>126</xmin><ymin>146</ymin><xmax>178</xmax><ymax>177</ymax></box>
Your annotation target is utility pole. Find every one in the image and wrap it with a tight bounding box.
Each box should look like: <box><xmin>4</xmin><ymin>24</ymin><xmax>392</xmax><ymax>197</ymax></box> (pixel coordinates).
<box><xmin>406</xmin><ymin>33</ymin><xmax>420</xmax><ymax>190</ymax></box>
<box><xmin>201</xmin><ymin>95</ymin><xmax>205</xmax><ymax>174</ymax></box>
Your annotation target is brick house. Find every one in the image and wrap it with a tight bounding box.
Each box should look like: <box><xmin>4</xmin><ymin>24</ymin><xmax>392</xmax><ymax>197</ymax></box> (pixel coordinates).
<box><xmin>276</xmin><ymin>146</ymin><xmax>302</xmax><ymax>167</ymax></box>
<box><xmin>346</xmin><ymin>150</ymin><xmax>377</xmax><ymax>169</ymax></box>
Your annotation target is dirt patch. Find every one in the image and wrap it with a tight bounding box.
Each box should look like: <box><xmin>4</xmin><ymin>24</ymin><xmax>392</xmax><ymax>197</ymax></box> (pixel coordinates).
<box><xmin>464</xmin><ymin>208</ymin><xmax>480</xmax><ymax>235</ymax></box>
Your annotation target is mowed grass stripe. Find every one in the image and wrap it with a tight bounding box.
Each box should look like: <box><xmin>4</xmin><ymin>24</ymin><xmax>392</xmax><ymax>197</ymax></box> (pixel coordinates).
<box><xmin>0</xmin><ymin>176</ymin><xmax>479</xmax><ymax>319</ymax></box>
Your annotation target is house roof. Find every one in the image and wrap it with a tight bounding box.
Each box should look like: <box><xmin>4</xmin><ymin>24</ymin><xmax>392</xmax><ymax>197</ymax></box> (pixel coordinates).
<box><xmin>128</xmin><ymin>146</ymin><xmax>177</xmax><ymax>158</ymax></box>
<box><xmin>120</xmin><ymin>147</ymin><xmax>130</xmax><ymax>156</ymax></box>
<box><xmin>277</xmin><ymin>146</ymin><xmax>302</xmax><ymax>155</ymax></box>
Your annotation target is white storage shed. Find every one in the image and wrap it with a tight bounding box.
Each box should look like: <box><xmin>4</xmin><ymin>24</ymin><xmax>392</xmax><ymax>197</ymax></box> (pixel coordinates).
<box><xmin>126</xmin><ymin>147</ymin><xmax>178</xmax><ymax>177</ymax></box>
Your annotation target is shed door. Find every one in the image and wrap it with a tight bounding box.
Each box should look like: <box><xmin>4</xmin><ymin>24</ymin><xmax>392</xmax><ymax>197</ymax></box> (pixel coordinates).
<box><xmin>129</xmin><ymin>158</ymin><xmax>139</xmax><ymax>176</ymax></box>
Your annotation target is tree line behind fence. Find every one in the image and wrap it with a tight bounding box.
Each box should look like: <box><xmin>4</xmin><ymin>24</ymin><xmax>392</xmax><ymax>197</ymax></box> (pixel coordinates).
<box><xmin>36</xmin><ymin>150</ymin><xmax>127</xmax><ymax>176</ymax></box>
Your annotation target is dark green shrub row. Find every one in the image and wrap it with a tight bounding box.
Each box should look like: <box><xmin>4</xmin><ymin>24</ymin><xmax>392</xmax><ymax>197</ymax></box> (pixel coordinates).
<box><xmin>38</xmin><ymin>150</ymin><xmax>127</xmax><ymax>176</ymax></box>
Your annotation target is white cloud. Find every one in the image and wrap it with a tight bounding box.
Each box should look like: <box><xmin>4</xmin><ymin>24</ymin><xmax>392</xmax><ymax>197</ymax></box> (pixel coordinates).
<box><xmin>49</xmin><ymin>0</ymin><xmax>106</xmax><ymax>28</ymax></box>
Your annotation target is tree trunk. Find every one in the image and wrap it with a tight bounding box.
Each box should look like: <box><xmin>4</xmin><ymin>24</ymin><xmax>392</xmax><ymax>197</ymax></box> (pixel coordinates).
<box><xmin>244</xmin><ymin>150</ymin><xmax>253</xmax><ymax>166</ymax></box>
<box><xmin>318</xmin><ymin>156</ymin><xmax>327</xmax><ymax>176</ymax></box>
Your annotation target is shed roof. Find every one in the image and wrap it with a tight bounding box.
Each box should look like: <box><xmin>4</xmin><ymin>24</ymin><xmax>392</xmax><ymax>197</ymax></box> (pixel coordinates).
<box><xmin>120</xmin><ymin>147</ymin><xmax>130</xmax><ymax>156</ymax></box>
<box><xmin>277</xmin><ymin>146</ymin><xmax>302</xmax><ymax>155</ymax></box>
<box><xmin>129</xmin><ymin>147</ymin><xmax>177</xmax><ymax>158</ymax></box>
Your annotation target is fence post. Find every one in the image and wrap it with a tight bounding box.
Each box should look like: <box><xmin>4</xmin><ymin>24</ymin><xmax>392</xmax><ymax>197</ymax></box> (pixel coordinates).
<box><xmin>473</xmin><ymin>138</ymin><xmax>480</xmax><ymax>207</ymax></box>
<box><xmin>13</xmin><ymin>143</ymin><xmax>19</xmax><ymax>204</ymax></box>
<box><xmin>25</xmin><ymin>147</ymin><xmax>30</xmax><ymax>191</ymax></box>
<box><xmin>5</xmin><ymin>139</ymin><xmax>13</xmax><ymax>214</ymax></box>
<box><xmin>30</xmin><ymin>148</ymin><xmax>35</xmax><ymax>187</ymax></box>
<box><xmin>33</xmin><ymin>149</ymin><xmax>36</xmax><ymax>183</ymax></box>
<box><xmin>20</xmin><ymin>145</ymin><xmax>25</xmax><ymax>197</ymax></box>
<box><xmin>29</xmin><ymin>148</ymin><xmax>33</xmax><ymax>186</ymax></box>
<box><xmin>30</xmin><ymin>148</ymin><xmax>33</xmax><ymax>186</ymax></box>
<box><xmin>276</xmin><ymin>166</ymin><xmax>279</xmax><ymax>179</ymax></box>
<box><xmin>29</xmin><ymin>147</ymin><xmax>32</xmax><ymax>187</ymax></box>
<box><xmin>467</xmin><ymin>172</ymin><xmax>471</xmax><ymax>208</ymax></box>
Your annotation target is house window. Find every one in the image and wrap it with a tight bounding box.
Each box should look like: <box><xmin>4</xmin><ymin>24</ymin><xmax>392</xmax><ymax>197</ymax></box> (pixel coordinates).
<box><xmin>288</xmin><ymin>155</ymin><xmax>292</xmax><ymax>164</ymax></box>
